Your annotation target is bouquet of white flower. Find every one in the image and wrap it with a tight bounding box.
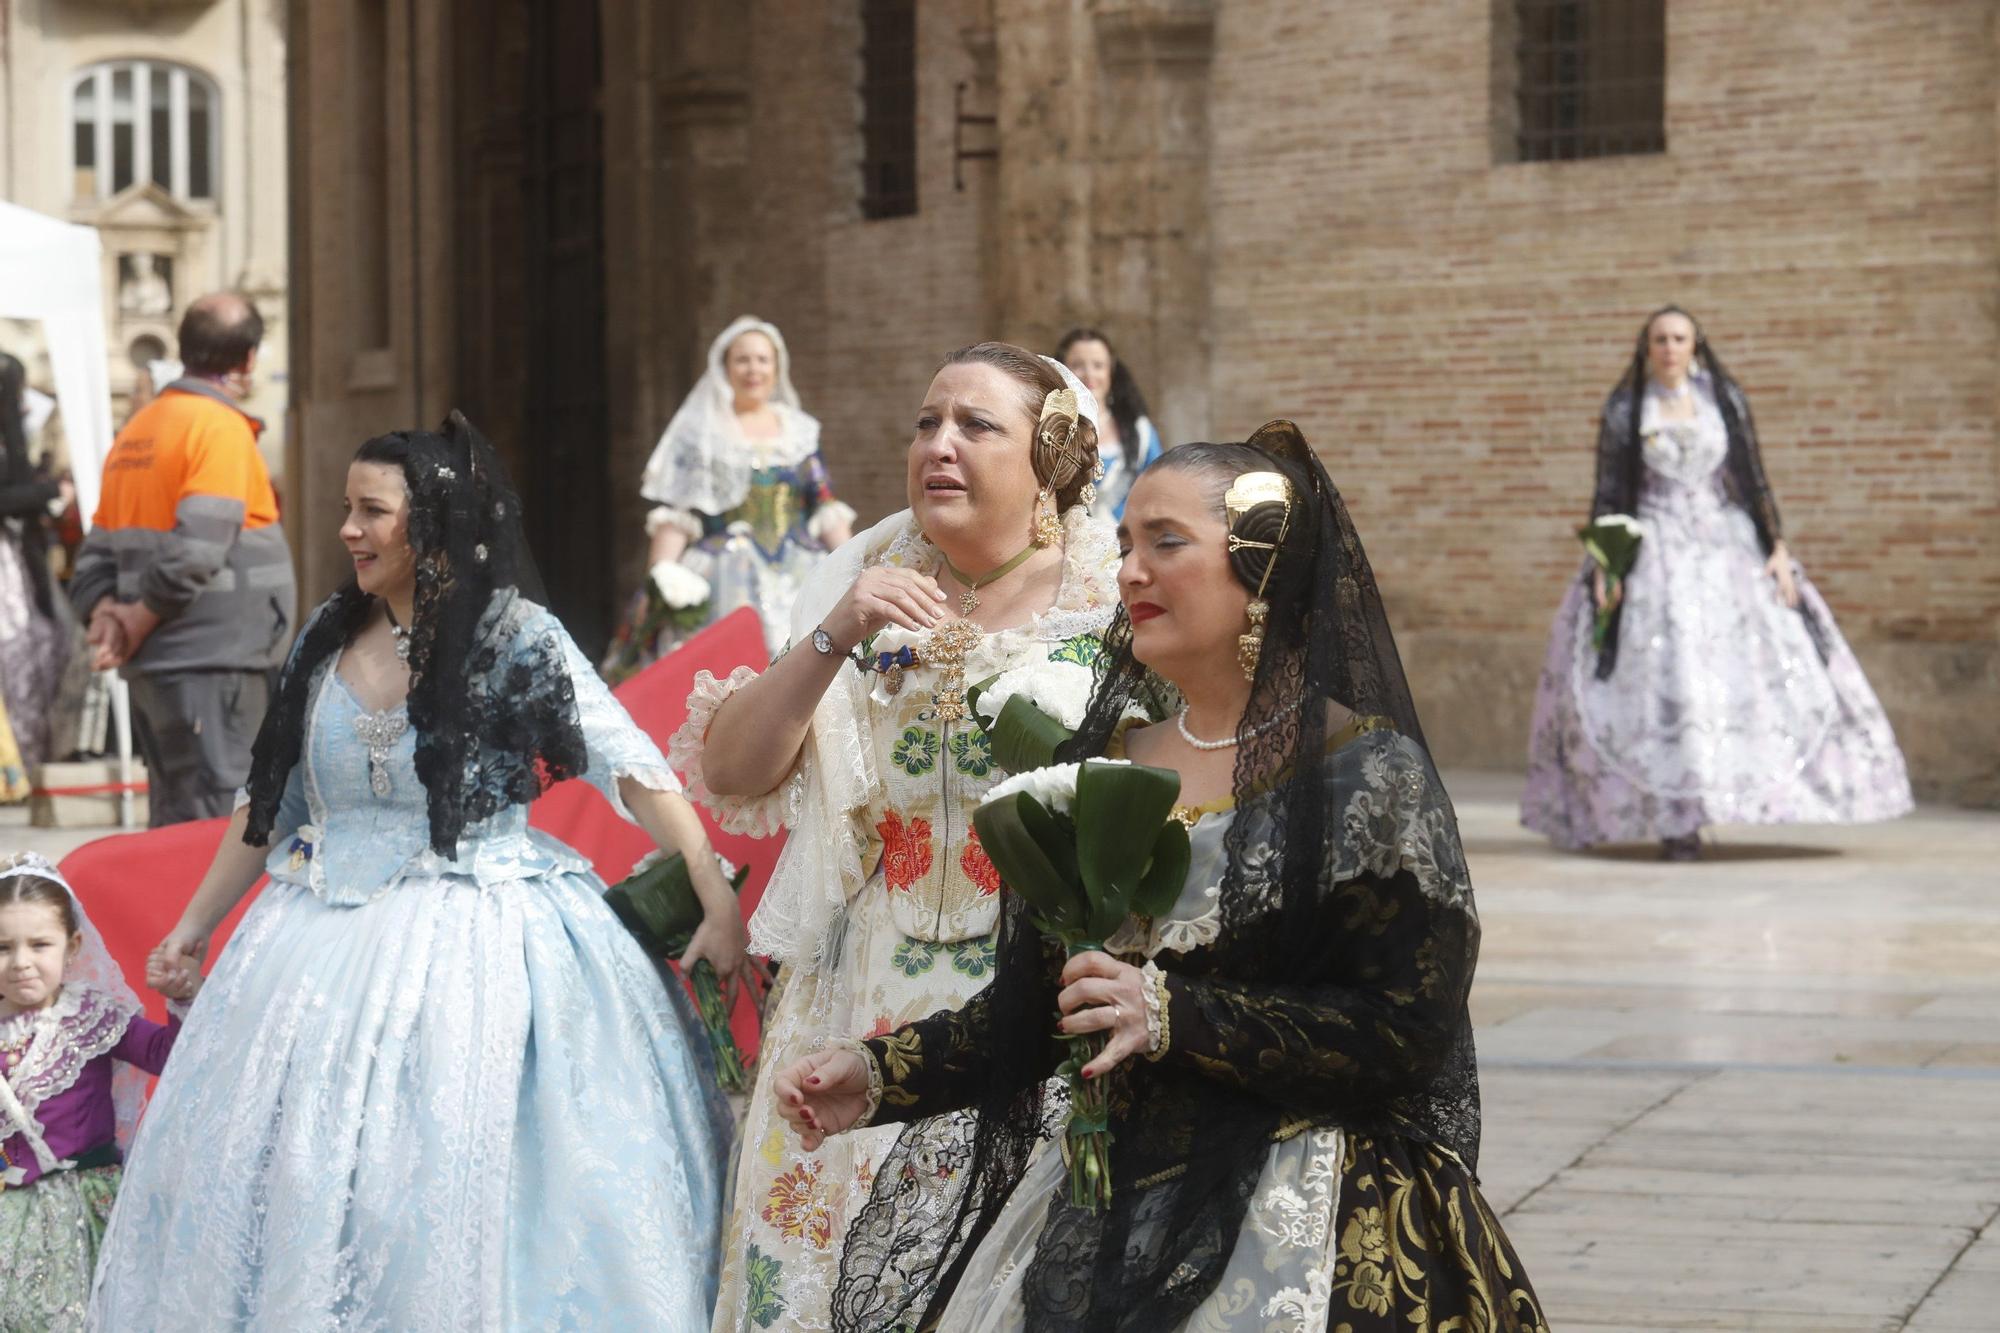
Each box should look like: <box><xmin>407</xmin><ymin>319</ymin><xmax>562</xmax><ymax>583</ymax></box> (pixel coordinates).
<box><xmin>973</xmin><ymin>757</ymin><xmax>1190</xmax><ymax>1210</ymax></box>
<box><xmin>1578</xmin><ymin>513</ymin><xmax>1645</xmax><ymax>650</ymax></box>
<box><xmin>968</xmin><ymin>660</ymin><xmax>1150</xmax><ymax>776</ymax></box>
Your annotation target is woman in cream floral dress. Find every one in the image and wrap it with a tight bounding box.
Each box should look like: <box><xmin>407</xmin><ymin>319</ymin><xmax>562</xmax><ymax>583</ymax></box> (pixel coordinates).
<box><xmin>673</xmin><ymin>343</ymin><xmax>1118</xmax><ymax>1330</ymax></box>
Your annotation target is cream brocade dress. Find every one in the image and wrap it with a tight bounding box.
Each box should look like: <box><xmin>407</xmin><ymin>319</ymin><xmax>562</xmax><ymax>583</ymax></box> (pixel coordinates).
<box><xmin>672</xmin><ymin>508</ymin><xmax>1117</xmax><ymax>1332</ymax></box>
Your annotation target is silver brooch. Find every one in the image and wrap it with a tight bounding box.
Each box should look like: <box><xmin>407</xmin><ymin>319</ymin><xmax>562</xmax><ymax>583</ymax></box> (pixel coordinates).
<box><xmin>436</xmin><ymin>466</ymin><xmax>457</xmax><ymax>481</ymax></box>
<box><xmin>474</xmin><ymin>543</ymin><xmax>489</xmax><ymax>563</ymax></box>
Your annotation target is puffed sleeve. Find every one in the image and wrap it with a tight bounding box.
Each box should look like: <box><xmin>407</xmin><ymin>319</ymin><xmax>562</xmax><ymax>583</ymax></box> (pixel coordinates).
<box><xmin>801</xmin><ymin>453</ymin><xmax>857</xmax><ymax>547</ymax></box>
<box><xmin>666</xmin><ymin>666</ymin><xmax>801</xmax><ymax>837</ymax></box>
<box><xmin>552</xmin><ymin>618</ymin><xmax>682</xmax><ymax>822</ymax></box>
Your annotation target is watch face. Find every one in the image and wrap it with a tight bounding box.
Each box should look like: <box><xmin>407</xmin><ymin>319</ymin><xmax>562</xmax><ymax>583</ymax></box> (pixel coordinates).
<box><xmin>813</xmin><ymin>628</ymin><xmax>833</xmax><ymax>654</ymax></box>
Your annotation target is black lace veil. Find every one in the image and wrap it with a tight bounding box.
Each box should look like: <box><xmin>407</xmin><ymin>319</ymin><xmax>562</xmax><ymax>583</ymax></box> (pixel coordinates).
<box><xmin>834</xmin><ymin>421</ymin><xmax>1474</xmax><ymax>1330</ymax></box>
<box><xmin>242</xmin><ymin>411</ymin><xmax>587</xmax><ymax>855</ymax></box>
<box><xmin>1591</xmin><ymin>305</ymin><xmax>1787</xmax><ymax>673</ymax></box>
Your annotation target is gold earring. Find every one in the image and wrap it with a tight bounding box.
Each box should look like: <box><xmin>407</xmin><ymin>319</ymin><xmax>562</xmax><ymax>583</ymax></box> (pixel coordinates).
<box><xmin>1033</xmin><ymin>487</ymin><xmax>1063</xmax><ymax>547</ymax></box>
<box><xmin>1238</xmin><ymin>598</ymin><xmax>1268</xmax><ymax>681</ymax></box>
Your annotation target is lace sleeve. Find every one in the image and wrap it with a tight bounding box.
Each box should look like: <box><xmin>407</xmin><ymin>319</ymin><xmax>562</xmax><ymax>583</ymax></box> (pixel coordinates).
<box><xmin>665</xmin><ymin>666</ymin><xmax>799</xmax><ymax>837</ymax></box>
<box><xmin>799</xmin><ymin>454</ymin><xmax>856</xmax><ymax>545</ymax></box>
<box><xmin>645</xmin><ymin>504</ymin><xmax>705</xmax><ymax>544</ymax></box>
<box><xmin>859</xmin><ymin>988</ymin><xmax>999</xmax><ymax>1126</ymax></box>
<box><xmin>1159</xmin><ymin>863</ymin><xmax>1474</xmax><ymax>1116</ymax></box>
<box><xmin>555</xmin><ymin>627</ymin><xmax>681</xmax><ymax>821</ymax></box>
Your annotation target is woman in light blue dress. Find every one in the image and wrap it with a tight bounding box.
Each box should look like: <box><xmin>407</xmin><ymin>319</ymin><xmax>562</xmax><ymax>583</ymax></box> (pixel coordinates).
<box><xmin>89</xmin><ymin>414</ymin><xmax>745</xmax><ymax>1331</ymax></box>
<box><xmin>1057</xmin><ymin>327</ymin><xmax>1165</xmax><ymax>519</ymax></box>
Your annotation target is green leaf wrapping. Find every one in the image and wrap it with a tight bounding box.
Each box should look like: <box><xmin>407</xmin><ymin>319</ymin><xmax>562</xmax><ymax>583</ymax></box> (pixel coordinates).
<box><xmin>1128</xmin><ymin>819</ymin><xmax>1192</xmax><ymax>922</ymax></box>
<box><xmin>1577</xmin><ymin>518</ymin><xmax>1644</xmax><ymax>579</ymax></box>
<box><xmin>603</xmin><ymin>853</ymin><xmax>751</xmax><ymax>959</ymax></box>
<box><xmin>972</xmin><ymin>793</ymin><xmax>1086</xmax><ymax>934</ymax></box>
<box><xmin>988</xmin><ymin>695</ymin><xmax>1074</xmax><ymax>775</ymax></box>
<box><xmin>1073</xmin><ymin>760</ymin><xmax>1184</xmax><ymax>940</ymax></box>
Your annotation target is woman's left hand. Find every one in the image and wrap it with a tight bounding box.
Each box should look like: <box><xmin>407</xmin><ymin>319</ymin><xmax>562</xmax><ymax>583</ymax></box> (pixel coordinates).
<box><xmin>1765</xmin><ymin>544</ymin><xmax>1801</xmax><ymax>610</ymax></box>
<box><xmin>1058</xmin><ymin>951</ymin><xmax>1153</xmax><ymax>1079</ymax></box>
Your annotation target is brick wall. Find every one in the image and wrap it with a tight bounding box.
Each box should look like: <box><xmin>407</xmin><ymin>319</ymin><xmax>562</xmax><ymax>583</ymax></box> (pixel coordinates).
<box><xmin>1198</xmin><ymin>0</ymin><xmax>1999</xmax><ymax>801</ymax></box>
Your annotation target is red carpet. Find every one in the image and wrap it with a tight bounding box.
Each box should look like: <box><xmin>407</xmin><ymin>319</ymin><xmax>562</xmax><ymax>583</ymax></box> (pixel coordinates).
<box><xmin>59</xmin><ymin>607</ymin><xmax>781</xmax><ymax>1059</ymax></box>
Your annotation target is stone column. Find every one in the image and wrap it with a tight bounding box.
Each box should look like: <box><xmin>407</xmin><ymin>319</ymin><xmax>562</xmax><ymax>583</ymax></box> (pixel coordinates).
<box><xmin>1089</xmin><ymin>0</ymin><xmax>1216</xmax><ymax>445</ymax></box>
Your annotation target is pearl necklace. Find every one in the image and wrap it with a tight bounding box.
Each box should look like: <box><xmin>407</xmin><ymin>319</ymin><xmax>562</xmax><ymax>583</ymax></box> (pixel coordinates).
<box><xmin>1175</xmin><ymin>702</ymin><xmax>1297</xmax><ymax>751</ymax></box>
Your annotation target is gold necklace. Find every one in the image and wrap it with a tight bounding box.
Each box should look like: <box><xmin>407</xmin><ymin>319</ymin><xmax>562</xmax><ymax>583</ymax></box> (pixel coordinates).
<box><xmin>939</xmin><ymin>541</ymin><xmax>1040</xmax><ymax>615</ymax></box>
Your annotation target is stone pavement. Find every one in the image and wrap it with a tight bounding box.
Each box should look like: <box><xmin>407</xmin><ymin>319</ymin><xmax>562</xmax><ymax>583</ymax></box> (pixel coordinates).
<box><xmin>6</xmin><ymin>778</ymin><xmax>1998</xmax><ymax>1329</ymax></box>
<box><xmin>1456</xmin><ymin>772</ymin><xmax>2000</xmax><ymax>1331</ymax></box>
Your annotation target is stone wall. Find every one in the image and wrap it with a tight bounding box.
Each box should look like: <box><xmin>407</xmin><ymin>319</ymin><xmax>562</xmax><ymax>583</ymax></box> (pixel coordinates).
<box><xmin>1199</xmin><ymin>0</ymin><xmax>1999</xmax><ymax>801</ymax></box>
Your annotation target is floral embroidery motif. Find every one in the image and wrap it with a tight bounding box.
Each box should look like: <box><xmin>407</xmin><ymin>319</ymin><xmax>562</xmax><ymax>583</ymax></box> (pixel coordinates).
<box><xmin>948</xmin><ymin>936</ymin><xmax>996</xmax><ymax>979</ymax></box>
<box><xmin>1047</xmin><ymin>631</ymin><xmax>1104</xmax><ymax>667</ymax></box>
<box><xmin>744</xmin><ymin>1244</ymin><xmax>786</xmax><ymax>1328</ymax></box>
<box><xmin>949</xmin><ymin>729</ymin><xmax>994</xmax><ymax>778</ymax></box>
<box><xmin>761</xmin><ymin>1161</ymin><xmax>833</xmax><ymax>1250</ymax></box>
<box><xmin>1339</xmin><ymin>1206</ymin><xmax>1388</xmax><ymax>1265</ymax></box>
<box><xmin>891</xmin><ymin>726</ymin><xmax>939</xmax><ymax>776</ymax></box>
<box><xmin>876</xmin><ymin>809</ymin><xmax>934</xmax><ymax>893</ymax></box>
<box><xmin>891</xmin><ymin>938</ymin><xmax>939</xmax><ymax>977</ymax></box>
<box><xmin>958</xmin><ymin>830</ymin><xmax>1001</xmax><ymax>896</ymax></box>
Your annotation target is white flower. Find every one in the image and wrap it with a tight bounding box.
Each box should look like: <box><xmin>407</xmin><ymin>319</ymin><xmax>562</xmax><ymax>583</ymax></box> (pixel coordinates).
<box><xmin>984</xmin><ymin>762</ymin><xmax>1082</xmax><ymax>815</ymax></box>
<box><xmin>974</xmin><ymin>659</ymin><xmax>1096</xmax><ymax>730</ymax></box>
<box><xmin>983</xmin><ymin>757</ymin><xmax>1131</xmax><ymax>816</ymax></box>
<box><xmin>1591</xmin><ymin>513</ymin><xmax>1646</xmax><ymax>538</ymax></box>
<box><xmin>649</xmin><ymin>560</ymin><xmax>712</xmax><ymax>609</ymax></box>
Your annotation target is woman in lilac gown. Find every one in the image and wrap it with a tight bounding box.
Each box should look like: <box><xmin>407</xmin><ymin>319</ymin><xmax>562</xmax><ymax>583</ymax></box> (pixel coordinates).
<box><xmin>1521</xmin><ymin>306</ymin><xmax>1912</xmax><ymax>858</ymax></box>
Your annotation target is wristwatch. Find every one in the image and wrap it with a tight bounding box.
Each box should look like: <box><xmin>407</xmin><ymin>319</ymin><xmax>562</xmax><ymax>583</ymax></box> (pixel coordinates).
<box><xmin>811</xmin><ymin>626</ymin><xmax>836</xmax><ymax>656</ymax></box>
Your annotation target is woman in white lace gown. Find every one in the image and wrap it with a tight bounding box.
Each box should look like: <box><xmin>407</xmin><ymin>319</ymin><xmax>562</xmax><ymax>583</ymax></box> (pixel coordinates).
<box><xmin>1521</xmin><ymin>307</ymin><xmax>1912</xmax><ymax>858</ymax></box>
<box><xmin>89</xmin><ymin>415</ymin><xmax>746</xmax><ymax>1330</ymax></box>
<box><xmin>604</xmin><ymin>317</ymin><xmax>857</xmax><ymax>678</ymax></box>
<box><xmin>674</xmin><ymin>344</ymin><xmax>1119</xmax><ymax>1331</ymax></box>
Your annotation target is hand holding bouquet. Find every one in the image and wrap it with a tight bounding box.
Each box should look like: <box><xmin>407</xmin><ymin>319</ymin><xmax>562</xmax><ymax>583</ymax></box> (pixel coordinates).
<box><xmin>1578</xmin><ymin>513</ymin><xmax>1645</xmax><ymax>650</ymax></box>
<box><xmin>972</xmin><ymin>758</ymin><xmax>1190</xmax><ymax>1210</ymax></box>
<box><xmin>605</xmin><ymin>850</ymin><xmax>753</xmax><ymax>1092</ymax></box>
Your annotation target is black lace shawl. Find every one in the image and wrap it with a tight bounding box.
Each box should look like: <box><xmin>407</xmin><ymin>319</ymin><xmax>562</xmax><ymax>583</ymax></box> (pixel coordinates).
<box><xmin>1590</xmin><ymin>309</ymin><xmax>1785</xmax><ymax>674</ymax></box>
<box><xmin>832</xmin><ymin>423</ymin><xmax>1484</xmax><ymax>1330</ymax></box>
<box><xmin>241</xmin><ymin>412</ymin><xmax>587</xmax><ymax>855</ymax></box>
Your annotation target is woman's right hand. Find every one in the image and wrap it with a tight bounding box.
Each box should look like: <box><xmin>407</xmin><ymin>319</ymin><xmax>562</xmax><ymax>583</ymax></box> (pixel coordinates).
<box><xmin>774</xmin><ymin>1048</ymin><xmax>874</xmax><ymax>1151</ymax></box>
<box><xmin>819</xmin><ymin>566</ymin><xmax>949</xmax><ymax>652</ymax></box>
<box><xmin>1592</xmin><ymin>567</ymin><xmax>1623</xmax><ymax>613</ymax></box>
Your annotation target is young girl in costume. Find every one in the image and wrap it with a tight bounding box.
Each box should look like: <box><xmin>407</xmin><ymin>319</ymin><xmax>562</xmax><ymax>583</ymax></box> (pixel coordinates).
<box><xmin>0</xmin><ymin>852</ymin><xmax>198</xmax><ymax>1332</ymax></box>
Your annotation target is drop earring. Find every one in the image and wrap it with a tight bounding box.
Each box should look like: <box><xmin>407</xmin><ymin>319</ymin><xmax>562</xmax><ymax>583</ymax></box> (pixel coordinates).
<box><xmin>1238</xmin><ymin>599</ymin><xmax>1268</xmax><ymax>682</ymax></box>
<box><xmin>1032</xmin><ymin>487</ymin><xmax>1063</xmax><ymax>548</ymax></box>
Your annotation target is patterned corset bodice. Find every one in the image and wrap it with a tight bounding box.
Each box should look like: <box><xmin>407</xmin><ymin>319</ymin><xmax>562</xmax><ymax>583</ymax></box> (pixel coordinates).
<box><xmin>265</xmin><ymin>670</ymin><xmax>588</xmax><ymax>906</ymax></box>
<box><xmin>1640</xmin><ymin>408</ymin><xmax>1730</xmax><ymax>493</ymax></box>
<box><xmin>717</xmin><ymin>464</ymin><xmax>811</xmax><ymax>556</ymax></box>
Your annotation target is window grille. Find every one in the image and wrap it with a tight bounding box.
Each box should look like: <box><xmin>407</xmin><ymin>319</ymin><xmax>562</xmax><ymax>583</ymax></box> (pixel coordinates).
<box><xmin>1508</xmin><ymin>0</ymin><xmax>1664</xmax><ymax>162</ymax></box>
<box><xmin>70</xmin><ymin>61</ymin><xmax>219</xmax><ymax>201</ymax></box>
<box><xmin>859</xmin><ymin>0</ymin><xmax>918</xmax><ymax>219</ymax></box>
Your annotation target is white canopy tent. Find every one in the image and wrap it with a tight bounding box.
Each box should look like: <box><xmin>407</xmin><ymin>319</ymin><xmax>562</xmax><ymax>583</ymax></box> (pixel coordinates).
<box><xmin>0</xmin><ymin>200</ymin><xmax>116</xmax><ymax>524</ymax></box>
<box><xmin>0</xmin><ymin>200</ymin><xmax>137</xmax><ymax>826</ymax></box>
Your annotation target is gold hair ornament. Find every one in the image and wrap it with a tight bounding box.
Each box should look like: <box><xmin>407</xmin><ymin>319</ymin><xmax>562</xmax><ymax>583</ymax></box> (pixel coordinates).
<box><xmin>1223</xmin><ymin>470</ymin><xmax>1295</xmax><ymax>681</ymax></box>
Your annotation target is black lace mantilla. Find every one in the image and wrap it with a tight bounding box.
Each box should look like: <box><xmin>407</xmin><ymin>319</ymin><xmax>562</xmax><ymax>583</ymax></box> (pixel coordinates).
<box><xmin>833</xmin><ymin>423</ymin><xmax>1486</xmax><ymax>1330</ymax></box>
<box><xmin>243</xmin><ymin>413</ymin><xmax>586</xmax><ymax>855</ymax></box>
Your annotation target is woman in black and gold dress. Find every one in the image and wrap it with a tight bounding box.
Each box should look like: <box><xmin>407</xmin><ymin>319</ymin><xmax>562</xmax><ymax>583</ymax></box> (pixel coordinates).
<box><xmin>770</xmin><ymin>421</ymin><xmax>1547</xmax><ymax>1331</ymax></box>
